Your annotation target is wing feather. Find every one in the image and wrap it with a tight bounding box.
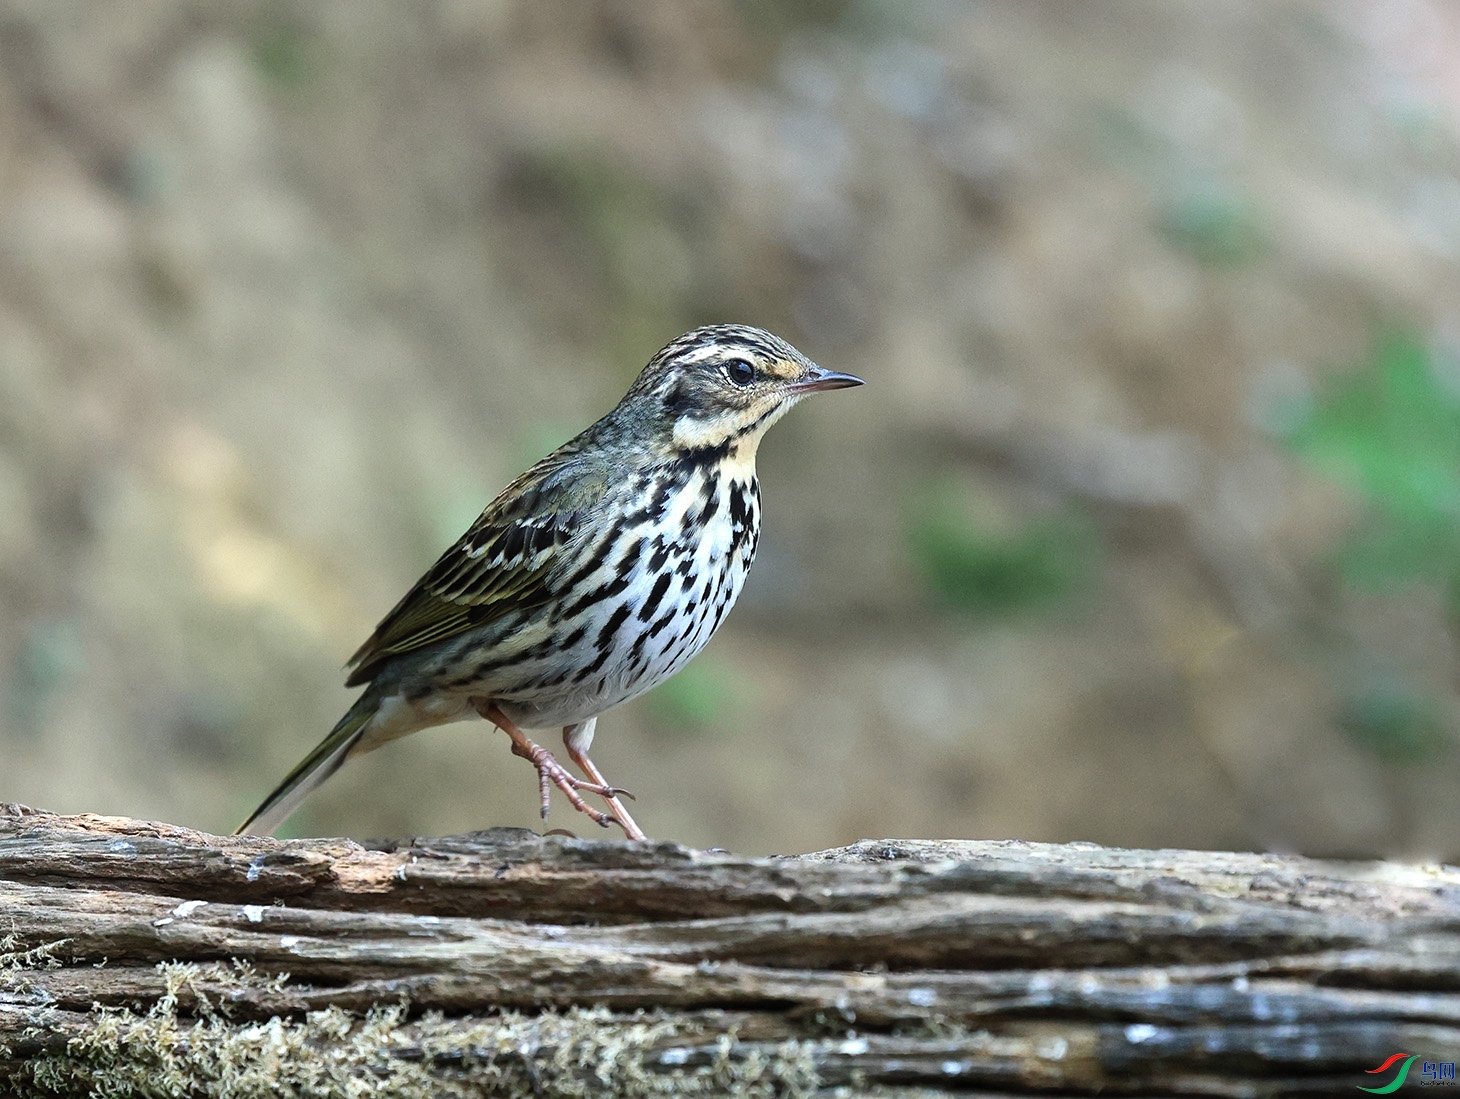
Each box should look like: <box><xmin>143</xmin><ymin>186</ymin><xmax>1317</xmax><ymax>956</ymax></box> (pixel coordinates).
<box><xmin>344</xmin><ymin>455</ymin><xmax>600</xmax><ymax>687</ymax></box>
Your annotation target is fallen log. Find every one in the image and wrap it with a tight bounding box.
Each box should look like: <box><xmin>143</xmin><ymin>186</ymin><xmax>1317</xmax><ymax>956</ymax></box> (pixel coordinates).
<box><xmin>0</xmin><ymin>804</ymin><xmax>1455</xmax><ymax>1096</ymax></box>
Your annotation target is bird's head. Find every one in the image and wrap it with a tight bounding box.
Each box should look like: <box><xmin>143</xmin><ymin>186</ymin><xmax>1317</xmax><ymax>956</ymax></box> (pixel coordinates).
<box><xmin>624</xmin><ymin>324</ymin><xmax>863</xmax><ymax>456</ymax></box>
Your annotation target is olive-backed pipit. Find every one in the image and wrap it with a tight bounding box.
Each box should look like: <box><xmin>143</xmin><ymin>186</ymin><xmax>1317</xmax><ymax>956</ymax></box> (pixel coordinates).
<box><xmin>236</xmin><ymin>325</ymin><xmax>863</xmax><ymax>839</ymax></box>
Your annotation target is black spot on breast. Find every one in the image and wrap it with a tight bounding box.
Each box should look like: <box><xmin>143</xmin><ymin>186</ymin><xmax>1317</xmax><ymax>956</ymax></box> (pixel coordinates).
<box><xmin>600</xmin><ymin>570</ymin><xmax>633</xmax><ymax>602</ymax></box>
<box><xmin>647</xmin><ymin>471</ymin><xmax>680</xmax><ymax>520</ymax></box>
<box><xmin>676</xmin><ymin>474</ymin><xmax>716</xmax><ymax>534</ymax></box>
<box><xmin>637</xmin><ymin>571</ymin><xmax>673</xmax><ymax>622</ymax></box>
<box><xmin>627</xmin><ymin>629</ymin><xmax>651</xmax><ymax>670</ymax></box>
<box><xmin>648</xmin><ymin>606</ymin><xmax>678</xmax><ymax>638</ymax></box>
<box><xmin>572</xmin><ymin>641</ymin><xmax>613</xmax><ymax>683</ymax></box>
<box><xmin>595</xmin><ymin>602</ymin><xmax>632</xmax><ymax>651</ymax></box>
<box><xmin>673</xmin><ymin>441</ymin><xmax>731</xmax><ymax>481</ymax></box>
<box><xmin>711</xmin><ymin>593</ymin><xmax>732</xmax><ymax>631</ymax></box>
<box><xmin>728</xmin><ymin>480</ymin><xmax>758</xmax><ymax>555</ymax></box>
<box><xmin>728</xmin><ymin>482</ymin><xmax>749</xmax><ymax>528</ymax></box>
<box><xmin>521</xmin><ymin>637</ymin><xmax>555</xmax><ymax>661</ymax></box>
<box><xmin>559</xmin><ymin>537</ymin><xmax>643</xmax><ymax>619</ymax></box>
<box><xmin>555</xmin><ymin>533</ymin><xmax>619</xmax><ymax>604</ymax></box>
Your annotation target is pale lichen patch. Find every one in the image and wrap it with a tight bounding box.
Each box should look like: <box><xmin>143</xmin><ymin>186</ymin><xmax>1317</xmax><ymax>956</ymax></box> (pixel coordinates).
<box><xmin>5</xmin><ymin>961</ymin><xmax>820</xmax><ymax>1098</ymax></box>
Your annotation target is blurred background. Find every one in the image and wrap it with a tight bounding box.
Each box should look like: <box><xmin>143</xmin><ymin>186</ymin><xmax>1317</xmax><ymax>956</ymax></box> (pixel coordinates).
<box><xmin>2</xmin><ymin>0</ymin><xmax>1459</xmax><ymax>858</ymax></box>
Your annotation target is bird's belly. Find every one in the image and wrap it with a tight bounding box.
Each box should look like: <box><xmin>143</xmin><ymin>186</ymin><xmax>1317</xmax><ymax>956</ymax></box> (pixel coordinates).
<box><xmin>494</xmin><ymin>507</ymin><xmax>755</xmax><ymax>729</ymax></box>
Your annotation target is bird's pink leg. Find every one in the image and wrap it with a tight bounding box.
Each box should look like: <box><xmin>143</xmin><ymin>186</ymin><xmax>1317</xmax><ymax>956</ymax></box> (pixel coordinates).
<box><xmin>565</xmin><ymin>740</ymin><xmax>647</xmax><ymax>841</ymax></box>
<box><xmin>473</xmin><ymin>700</ymin><xmax>618</xmax><ymax>829</ymax></box>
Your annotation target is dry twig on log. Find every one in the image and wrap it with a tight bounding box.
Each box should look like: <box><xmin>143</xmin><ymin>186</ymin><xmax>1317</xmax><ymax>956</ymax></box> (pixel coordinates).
<box><xmin>0</xmin><ymin>804</ymin><xmax>1455</xmax><ymax>1096</ymax></box>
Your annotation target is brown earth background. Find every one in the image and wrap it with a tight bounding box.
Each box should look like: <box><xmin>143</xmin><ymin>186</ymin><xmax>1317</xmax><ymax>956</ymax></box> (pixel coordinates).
<box><xmin>2</xmin><ymin>0</ymin><xmax>1458</xmax><ymax>858</ymax></box>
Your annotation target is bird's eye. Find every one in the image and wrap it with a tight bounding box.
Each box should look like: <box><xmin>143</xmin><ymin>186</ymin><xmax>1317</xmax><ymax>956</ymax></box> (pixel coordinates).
<box><xmin>724</xmin><ymin>359</ymin><xmax>756</xmax><ymax>386</ymax></box>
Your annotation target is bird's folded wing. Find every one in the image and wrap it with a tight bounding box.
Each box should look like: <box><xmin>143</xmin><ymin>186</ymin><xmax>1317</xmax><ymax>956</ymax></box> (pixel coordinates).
<box><xmin>344</xmin><ymin>466</ymin><xmax>590</xmax><ymax>686</ymax></box>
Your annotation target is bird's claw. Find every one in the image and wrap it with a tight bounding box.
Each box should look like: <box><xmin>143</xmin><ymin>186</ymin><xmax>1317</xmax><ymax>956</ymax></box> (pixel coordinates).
<box><xmin>475</xmin><ymin>700</ymin><xmax>647</xmax><ymax>840</ymax></box>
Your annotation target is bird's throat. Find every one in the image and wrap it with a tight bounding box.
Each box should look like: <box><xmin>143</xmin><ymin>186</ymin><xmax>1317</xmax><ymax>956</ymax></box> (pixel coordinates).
<box><xmin>670</xmin><ymin>396</ymin><xmax>799</xmax><ymax>458</ymax></box>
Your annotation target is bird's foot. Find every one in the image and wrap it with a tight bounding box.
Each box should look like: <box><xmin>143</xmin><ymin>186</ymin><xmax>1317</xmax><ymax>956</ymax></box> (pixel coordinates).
<box><xmin>567</xmin><ymin>745</ymin><xmax>647</xmax><ymax>841</ymax></box>
<box><xmin>474</xmin><ymin>701</ymin><xmax>645</xmax><ymax>839</ymax></box>
<box><xmin>516</xmin><ymin>739</ymin><xmax>618</xmax><ymax>827</ymax></box>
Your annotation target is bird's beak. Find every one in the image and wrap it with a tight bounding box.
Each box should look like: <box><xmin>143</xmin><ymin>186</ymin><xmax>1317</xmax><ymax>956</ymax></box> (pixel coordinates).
<box><xmin>787</xmin><ymin>365</ymin><xmax>865</xmax><ymax>394</ymax></box>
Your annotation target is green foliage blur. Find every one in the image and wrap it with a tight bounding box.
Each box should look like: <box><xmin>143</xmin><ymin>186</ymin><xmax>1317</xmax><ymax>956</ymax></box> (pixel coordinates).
<box><xmin>1289</xmin><ymin>332</ymin><xmax>1460</xmax><ymax>613</ymax></box>
<box><xmin>1338</xmin><ymin>678</ymin><xmax>1450</xmax><ymax>766</ymax></box>
<box><xmin>1288</xmin><ymin>331</ymin><xmax>1460</xmax><ymax>764</ymax></box>
<box><xmin>646</xmin><ymin>658</ymin><xmax>741</xmax><ymax>735</ymax></box>
<box><xmin>905</xmin><ymin>488</ymin><xmax>1101</xmax><ymax>617</ymax></box>
<box><xmin>251</xmin><ymin>19</ymin><xmax>318</xmax><ymax>91</ymax></box>
<box><xmin>1158</xmin><ymin>184</ymin><xmax>1266</xmax><ymax>266</ymax></box>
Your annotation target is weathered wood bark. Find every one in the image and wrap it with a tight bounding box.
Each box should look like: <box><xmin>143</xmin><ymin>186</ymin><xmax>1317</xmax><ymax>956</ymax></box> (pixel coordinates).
<box><xmin>0</xmin><ymin>804</ymin><xmax>1455</xmax><ymax>1097</ymax></box>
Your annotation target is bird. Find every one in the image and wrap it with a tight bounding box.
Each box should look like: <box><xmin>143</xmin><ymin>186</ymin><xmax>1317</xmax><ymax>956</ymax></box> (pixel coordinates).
<box><xmin>234</xmin><ymin>325</ymin><xmax>863</xmax><ymax>840</ymax></box>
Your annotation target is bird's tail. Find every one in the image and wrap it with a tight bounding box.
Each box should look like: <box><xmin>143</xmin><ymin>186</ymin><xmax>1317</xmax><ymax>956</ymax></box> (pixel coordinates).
<box><xmin>234</xmin><ymin>694</ymin><xmax>378</xmax><ymax>836</ymax></box>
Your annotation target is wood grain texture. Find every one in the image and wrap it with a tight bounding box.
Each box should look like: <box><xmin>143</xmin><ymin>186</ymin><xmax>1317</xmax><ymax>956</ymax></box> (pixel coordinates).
<box><xmin>1</xmin><ymin>805</ymin><xmax>1456</xmax><ymax>1096</ymax></box>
